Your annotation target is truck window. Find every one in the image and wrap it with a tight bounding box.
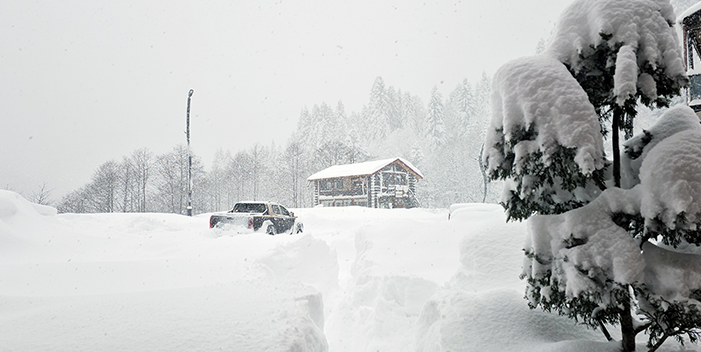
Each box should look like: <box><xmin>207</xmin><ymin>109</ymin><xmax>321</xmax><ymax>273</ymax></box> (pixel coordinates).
<box><xmin>272</xmin><ymin>205</ymin><xmax>282</xmax><ymax>215</ymax></box>
<box><xmin>233</xmin><ymin>203</ymin><xmax>267</xmax><ymax>213</ymax></box>
<box><xmin>279</xmin><ymin>206</ymin><xmax>290</xmax><ymax>216</ymax></box>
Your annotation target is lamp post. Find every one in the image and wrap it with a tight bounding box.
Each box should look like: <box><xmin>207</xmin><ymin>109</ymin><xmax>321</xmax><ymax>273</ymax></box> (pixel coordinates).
<box><xmin>186</xmin><ymin>89</ymin><xmax>194</xmax><ymax>216</ymax></box>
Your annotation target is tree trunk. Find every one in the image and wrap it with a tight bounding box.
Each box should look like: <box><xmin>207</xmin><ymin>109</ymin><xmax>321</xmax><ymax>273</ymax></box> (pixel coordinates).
<box><xmin>612</xmin><ymin>109</ymin><xmax>621</xmax><ymax>188</ymax></box>
<box><xmin>478</xmin><ymin>143</ymin><xmax>489</xmax><ymax>203</ymax></box>
<box><xmin>614</xmin><ymin>109</ymin><xmax>636</xmax><ymax>351</ymax></box>
<box><xmin>621</xmin><ymin>298</ymin><xmax>636</xmax><ymax>351</ymax></box>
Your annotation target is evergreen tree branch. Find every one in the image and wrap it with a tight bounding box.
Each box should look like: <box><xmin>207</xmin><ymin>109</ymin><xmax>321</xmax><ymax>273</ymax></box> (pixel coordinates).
<box><xmin>648</xmin><ymin>333</ymin><xmax>669</xmax><ymax>352</ymax></box>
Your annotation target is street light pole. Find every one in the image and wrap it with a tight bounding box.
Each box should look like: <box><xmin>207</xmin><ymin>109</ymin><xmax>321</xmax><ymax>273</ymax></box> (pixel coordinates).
<box><xmin>186</xmin><ymin>89</ymin><xmax>194</xmax><ymax>216</ymax></box>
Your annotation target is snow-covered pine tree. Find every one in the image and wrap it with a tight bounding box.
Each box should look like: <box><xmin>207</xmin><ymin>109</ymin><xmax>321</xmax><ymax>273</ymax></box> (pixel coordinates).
<box><xmin>456</xmin><ymin>78</ymin><xmax>475</xmax><ymax>138</ymax></box>
<box><xmin>336</xmin><ymin>100</ymin><xmax>347</xmax><ymax>134</ymax></box>
<box><xmin>387</xmin><ymin>86</ymin><xmax>403</xmax><ymax>131</ymax></box>
<box><xmin>426</xmin><ymin>86</ymin><xmax>445</xmax><ymax>150</ymax></box>
<box><xmin>297</xmin><ymin>106</ymin><xmax>314</xmax><ymax>152</ymax></box>
<box><xmin>475</xmin><ymin>72</ymin><xmax>491</xmax><ymax>121</ymax></box>
<box><xmin>403</xmin><ymin>91</ymin><xmax>425</xmax><ymax>135</ymax></box>
<box><xmin>485</xmin><ymin>0</ymin><xmax>701</xmax><ymax>350</ymax></box>
<box><xmin>316</xmin><ymin>102</ymin><xmax>338</xmax><ymax>148</ymax></box>
<box><xmin>368</xmin><ymin>76</ymin><xmax>391</xmax><ymax>140</ymax></box>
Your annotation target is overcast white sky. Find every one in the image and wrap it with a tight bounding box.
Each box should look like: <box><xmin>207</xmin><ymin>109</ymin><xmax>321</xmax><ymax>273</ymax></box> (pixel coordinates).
<box><xmin>1</xmin><ymin>0</ymin><xmax>575</xmax><ymax>198</ymax></box>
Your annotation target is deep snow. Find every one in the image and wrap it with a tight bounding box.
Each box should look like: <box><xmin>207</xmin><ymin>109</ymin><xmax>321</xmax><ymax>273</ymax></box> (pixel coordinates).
<box><xmin>0</xmin><ymin>190</ymin><xmax>698</xmax><ymax>351</ymax></box>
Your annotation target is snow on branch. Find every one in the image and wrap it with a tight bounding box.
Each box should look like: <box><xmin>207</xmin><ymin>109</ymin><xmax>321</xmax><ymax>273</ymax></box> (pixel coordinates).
<box><xmin>547</xmin><ymin>0</ymin><xmax>686</xmax><ymax>106</ymax></box>
<box><xmin>486</xmin><ymin>55</ymin><xmax>605</xmax><ymax>176</ymax></box>
<box><xmin>523</xmin><ymin>188</ymin><xmax>645</xmax><ymax>305</ymax></box>
<box><xmin>642</xmin><ymin>241</ymin><xmax>701</xmax><ymax>302</ymax></box>
<box><xmin>484</xmin><ymin>55</ymin><xmax>606</xmax><ymax>220</ymax></box>
<box><xmin>640</xmin><ymin>128</ymin><xmax>701</xmax><ymax>231</ymax></box>
<box><xmin>523</xmin><ymin>115</ymin><xmax>701</xmax><ymax>341</ymax></box>
<box><xmin>622</xmin><ymin>105</ymin><xmax>701</xmax><ymax>188</ymax></box>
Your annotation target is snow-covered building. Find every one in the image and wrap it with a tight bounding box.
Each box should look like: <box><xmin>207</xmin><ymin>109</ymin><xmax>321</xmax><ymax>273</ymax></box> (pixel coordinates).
<box><xmin>680</xmin><ymin>2</ymin><xmax>701</xmax><ymax>113</ymax></box>
<box><xmin>307</xmin><ymin>158</ymin><xmax>423</xmax><ymax>208</ymax></box>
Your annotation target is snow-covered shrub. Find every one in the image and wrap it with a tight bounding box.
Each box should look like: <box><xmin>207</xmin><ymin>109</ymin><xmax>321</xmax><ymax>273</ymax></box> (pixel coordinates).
<box><xmin>484</xmin><ymin>0</ymin><xmax>701</xmax><ymax>350</ymax></box>
<box><xmin>521</xmin><ymin>106</ymin><xmax>701</xmax><ymax>351</ymax></box>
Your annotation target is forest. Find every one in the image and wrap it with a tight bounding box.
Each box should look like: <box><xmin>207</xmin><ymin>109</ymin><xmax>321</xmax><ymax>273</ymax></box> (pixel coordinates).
<box><xmin>55</xmin><ymin>75</ymin><xmax>501</xmax><ymax>214</ymax></box>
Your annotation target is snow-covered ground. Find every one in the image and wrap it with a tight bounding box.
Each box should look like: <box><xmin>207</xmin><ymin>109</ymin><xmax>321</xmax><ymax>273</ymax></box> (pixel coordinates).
<box><xmin>0</xmin><ymin>190</ymin><xmax>697</xmax><ymax>351</ymax></box>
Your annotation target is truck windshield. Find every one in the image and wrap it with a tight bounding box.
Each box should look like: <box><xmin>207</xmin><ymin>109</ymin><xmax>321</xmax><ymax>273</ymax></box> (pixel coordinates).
<box><xmin>232</xmin><ymin>203</ymin><xmax>267</xmax><ymax>213</ymax></box>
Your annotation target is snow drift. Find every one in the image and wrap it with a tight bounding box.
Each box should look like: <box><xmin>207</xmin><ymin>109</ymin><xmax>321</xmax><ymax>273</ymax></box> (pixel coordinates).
<box><xmin>0</xmin><ymin>191</ymin><xmax>697</xmax><ymax>351</ymax></box>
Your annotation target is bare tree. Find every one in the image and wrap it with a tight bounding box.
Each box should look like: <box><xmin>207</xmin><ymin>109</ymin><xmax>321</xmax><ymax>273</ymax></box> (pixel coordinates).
<box><xmin>56</xmin><ymin>187</ymin><xmax>88</xmax><ymax>213</ymax></box>
<box><xmin>283</xmin><ymin>140</ymin><xmax>306</xmax><ymax>208</ymax></box>
<box><xmin>153</xmin><ymin>145</ymin><xmax>206</xmax><ymax>214</ymax></box>
<box><xmin>131</xmin><ymin>148</ymin><xmax>153</xmax><ymax>212</ymax></box>
<box><xmin>249</xmin><ymin>144</ymin><xmax>268</xmax><ymax>201</ymax></box>
<box><xmin>31</xmin><ymin>182</ymin><xmax>54</xmax><ymax>206</ymax></box>
<box><xmin>120</xmin><ymin>156</ymin><xmax>135</xmax><ymax>212</ymax></box>
<box><xmin>86</xmin><ymin>160</ymin><xmax>120</xmax><ymax>213</ymax></box>
<box><xmin>154</xmin><ymin>146</ymin><xmax>187</xmax><ymax>214</ymax></box>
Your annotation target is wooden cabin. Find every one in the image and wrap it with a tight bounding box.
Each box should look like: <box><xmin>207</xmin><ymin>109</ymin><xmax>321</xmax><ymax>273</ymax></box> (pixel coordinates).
<box><xmin>307</xmin><ymin>158</ymin><xmax>423</xmax><ymax>208</ymax></box>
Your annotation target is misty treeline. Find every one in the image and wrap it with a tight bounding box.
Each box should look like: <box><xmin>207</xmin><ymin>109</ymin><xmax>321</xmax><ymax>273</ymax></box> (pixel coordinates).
<box><xmin>57</xmin><ymin>75</ymin><xmax>501</xmax><ymax>214</ymax></box>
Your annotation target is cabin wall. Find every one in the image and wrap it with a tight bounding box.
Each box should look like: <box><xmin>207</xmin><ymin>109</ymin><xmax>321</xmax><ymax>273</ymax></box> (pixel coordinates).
<box><xmin>370</xmin><ymin>174</ymin><xmax>379</xmax><ymax>208</ymax></box>
<box><xmin>313</xmin><ymin>180</ymin><xmax>320</xmax><ymax>207</ymax></box>
<box><xmin>316</xmin><ymin>176</ymin><xmax>370</xmax><ymax>207</ymax></box>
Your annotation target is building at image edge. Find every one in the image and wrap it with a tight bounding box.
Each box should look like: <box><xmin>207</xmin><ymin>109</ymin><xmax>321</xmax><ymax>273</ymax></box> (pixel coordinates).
<box><xmin>307</xmin><ymin>157</ymin><xmax>423</xmax><ymax>208</ymax></box>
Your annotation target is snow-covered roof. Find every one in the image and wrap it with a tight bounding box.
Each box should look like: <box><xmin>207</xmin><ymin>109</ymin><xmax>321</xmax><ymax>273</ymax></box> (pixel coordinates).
<box><xmin>307</xmin><ymin>158</ymin><xmax>423</xmax><ymax>181</ymax></box>
<box><xmin>679</xmin><ymin>2</ymin><xmax>701</xmax><ymax>23</ymax></box>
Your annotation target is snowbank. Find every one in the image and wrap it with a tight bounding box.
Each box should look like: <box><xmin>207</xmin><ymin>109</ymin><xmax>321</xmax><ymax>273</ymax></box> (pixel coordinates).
<box><xmin>0</xmin><ymin>191</ymin><xmax>697</xmax><ymax>351</ymax></box>
<box><xmin>415</xmin><ymin>204</ymin><xmax>606</xmax><ymax>352</ymax></box>
<box><xmin>0</xmin><ymin>190</ymin><xmax>328</xmax><ymax>352</ymax></box>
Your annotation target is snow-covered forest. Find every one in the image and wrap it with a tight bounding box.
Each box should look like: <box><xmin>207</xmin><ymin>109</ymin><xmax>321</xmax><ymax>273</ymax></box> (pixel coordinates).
<box><xmin>55</xmin><ymin>76</ymin><xmax>499</xmax><ymax>214</ymax></box>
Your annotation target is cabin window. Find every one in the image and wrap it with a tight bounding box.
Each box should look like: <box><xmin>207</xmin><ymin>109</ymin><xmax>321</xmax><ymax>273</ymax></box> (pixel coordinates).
<box><xmin>352</xmin><ymin>178</ymin><xmax>365</xmax><ymax>194</ymax></box>
<box><xmin>319</xmin><ymin>179</ymin><xmax>342</xmax><ymax>191</ymax></box>
<box><xmin>354</xmin><ymin>199</ymin><xmax>368</xmax><ymax>207</ymax></box>
<box><xmin>319</xmin><ymin>180</ymin><xmax>333</xmax><ymax>191</ymax></box>
<box><xmin>382</xmin><ymin>172</ymin><xmax>407</xmax><ymax>187</ymax></box>
<box><xmin>691</xmin><ymin>75</ymin><xmax>701</xmax><ymax>101</ymax></box>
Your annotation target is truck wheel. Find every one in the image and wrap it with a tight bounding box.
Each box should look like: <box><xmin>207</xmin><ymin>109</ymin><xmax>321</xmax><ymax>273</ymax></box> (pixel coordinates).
<box><xmin>266</xmin><ymin>225</ymin><xmax>276</xmax><ymax>236</ymax></box>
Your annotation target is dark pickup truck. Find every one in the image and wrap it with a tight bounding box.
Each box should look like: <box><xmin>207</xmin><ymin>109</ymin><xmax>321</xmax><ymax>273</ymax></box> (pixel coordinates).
<box><xmin>209</xmin><ymin>201</ymin><xmax>303</xmax><ymax>235</ymax></box>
